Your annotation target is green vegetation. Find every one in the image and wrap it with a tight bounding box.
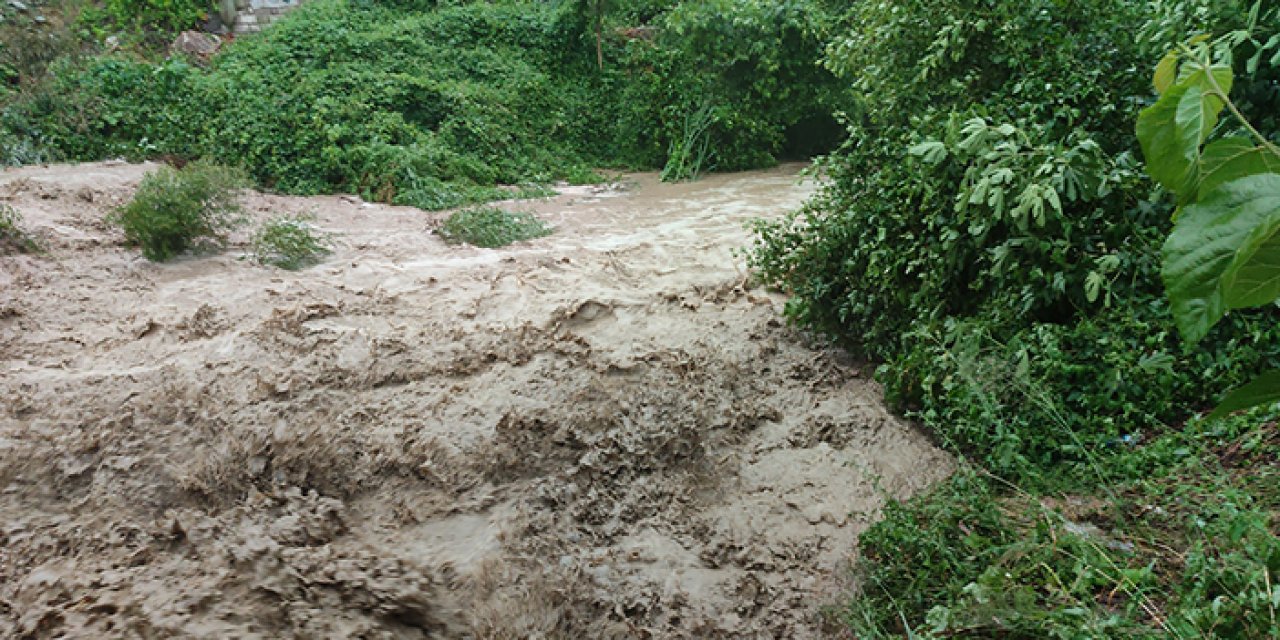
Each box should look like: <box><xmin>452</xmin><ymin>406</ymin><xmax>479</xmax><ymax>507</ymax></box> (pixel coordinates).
<box><xmin>0</xmin><ymin>203</ymin><xmax>41</xmax><ymax>254</ymax></box>
<box><xmin>74</xmin><ymin>0</ymin><xmax>208</xmax><ymax>48</ymax></box>
<box><xmin>436</xmin><ymin>206</ymin><xmax>552</xmax><ymax>248</ymax></box>
<box><xmin>0</xmin><ymin>1</ymin><xmax>85</xmax><ymax>88</ymax></box>
<box><xmin>852</xmin><ymin>414</ymin><xmax>1280</xmax><ymax>637</ymax></box>
<box><xmin>1137</xmin><ymin>36</ymin><xmax>1280</xmax><ymax>417</ymax></box>
<box><xmin>111</xmin><ymin>161</ymin><xmax>247</xmax><ymax>261</ymax></box>
<box><xmin>749</xmin><ymin>0</ymin><xmax>1280</xmax><ymax>636</ymax></box>
<box><xmin>250</xmin><ymin>215</ymin><xmax>332</xmax><ymax>269</ymax></box>
<box><xmin>1</xmin><ymin>0</ymin><xmax>844</xmax><ymax>202</ymax></box>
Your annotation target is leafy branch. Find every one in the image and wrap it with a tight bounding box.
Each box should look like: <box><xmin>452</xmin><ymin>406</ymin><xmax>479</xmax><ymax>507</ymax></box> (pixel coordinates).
<box><xmin>1137</xmin><ymin>35</ymin><xmax>1280</xmax><ymax>417</ymax></box>
<box><xmin>1179</xmin><ymin>41</ymin><xmax>1280</xmax><ymax>158</ymax></box>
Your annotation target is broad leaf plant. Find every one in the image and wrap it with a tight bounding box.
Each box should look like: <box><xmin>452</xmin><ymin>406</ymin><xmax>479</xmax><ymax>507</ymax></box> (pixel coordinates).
<box><xmin>1138</xmin><ymin>26</ymin><xmax>1280</xmax><ymax>417</ymax></box>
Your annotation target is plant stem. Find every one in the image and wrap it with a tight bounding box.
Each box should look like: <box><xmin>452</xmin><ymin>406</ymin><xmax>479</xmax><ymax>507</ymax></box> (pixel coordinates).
<box><xmin>595</xmin><ymin>2</ymin><xmax>604</xmax><ymax>70</ymax></box>
<box><xmin>1219</xmin><ymin>88</ymin><xmax>1280</xmax><ymax>157</ymax></box>
<box><xmin>1180</xmin><ymin>46</ymin><xmax>1280</xmax><ymax>157</ymax></box>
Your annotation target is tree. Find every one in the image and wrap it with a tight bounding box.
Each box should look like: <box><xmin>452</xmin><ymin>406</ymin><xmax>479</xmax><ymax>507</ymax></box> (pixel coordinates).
<box><xmin>572</xmin><ymin>0</ymin><xmax>611</xmax><ymax>70</ymax></box>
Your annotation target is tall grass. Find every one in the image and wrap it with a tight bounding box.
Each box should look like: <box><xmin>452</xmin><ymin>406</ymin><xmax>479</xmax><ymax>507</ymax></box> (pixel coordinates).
<box><xmin>660</xmin><ymin>103</ymin><xmax>714</xmax><ymax>182</ymax></box>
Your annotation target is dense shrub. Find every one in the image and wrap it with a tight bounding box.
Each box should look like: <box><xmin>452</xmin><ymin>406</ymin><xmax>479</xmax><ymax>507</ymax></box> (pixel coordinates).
<box><xmin>617</xmin><ymin>0</ymin><xmax>847</xmax><ymax>175</ymax></box>
<box><xmin>752</xmin><ymin>0</ymin><xmax>1155</xmax><ymax>354</ymax></box>
<box><xmin>751</xmin><ymin>0</ymin><xmax>1280</xmax><ymax>474</ymax></box>
<box><xmin>112</xmin><ymin>161</ymin><xmax>247</xmax><ymax>261</ymax></box>
<box><xmin>194</xmin><ymin>1</ymin><xmax>584</xmax><ymax>201</ymax></box>
<box><xmin>2</xmin><ymin>55</ymin><xmax>208</xmax><ymax>162</ymax></box>
<box><xmin>883</xmin><ymin>303</ymin><xmax>1280</xmax><ymax>486</ymax></box>
<box><xmin>436</xmin><ymin>206</ymin><xmax>552</xmax><ymax>248</ymax></box>
<box><xmin>250</xmin><ymin>215</ymin><xmax>332</xmax><ymax>269</ymax></box>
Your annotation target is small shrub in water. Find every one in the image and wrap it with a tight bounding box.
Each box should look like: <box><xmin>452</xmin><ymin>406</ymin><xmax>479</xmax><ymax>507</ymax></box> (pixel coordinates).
<box><xmin>437</xmin><ymin>206</ymin><xmax>552</xmax><ymax>248</ymax></box>
<box><xmin>0</xmin><ymin>204</ymin><xmax>42</xmax><ymax>254</ymax></box>
<box><xmin>251</xmin><ymin>215</ymin><xmax>333</xmax><ymax>270</ymax></box>
<box><xmin>112</xmin><ymin>162</ymin><xmax>248</xmax><ymax>262</ymax></box>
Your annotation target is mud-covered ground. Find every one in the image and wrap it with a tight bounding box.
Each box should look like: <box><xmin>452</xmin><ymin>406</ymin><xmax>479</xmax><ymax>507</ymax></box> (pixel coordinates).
<box><xmin>0</xmin><ymin>162</ymin><xmax>952</xmax><ymax>638</ymax></box>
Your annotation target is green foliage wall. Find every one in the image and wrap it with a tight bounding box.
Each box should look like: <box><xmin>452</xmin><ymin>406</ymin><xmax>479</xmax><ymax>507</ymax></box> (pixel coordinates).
<box><xmin>197</xmin><ymin>1</ymin><xmax>584</xmax><ymax>207</ymax></box>
<box><xmin>1</xmin><ymin>0</ymin><xmax>845</xmax><ymax>200</ymax></box>
<box><xmin>3</xmin><ymin>55</ymin><xmax>209</xmax><ymax>161</ymax></box>
<box><xmin>754</xmin><ymin>0</ymin><xmax>1155</xmax><ymax>351</ymax></box>
<box><xmin>626</xmin><ymin>0</ymin><xmax>846</xmax><ymax>172</ymax></box>
<box><xmin>750</xmin><ymin>0</ymin><xmax>1280</xmax><ymax>471</ymax></box>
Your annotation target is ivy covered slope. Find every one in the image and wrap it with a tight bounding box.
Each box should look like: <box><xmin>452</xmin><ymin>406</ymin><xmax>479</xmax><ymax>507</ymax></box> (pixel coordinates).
<box><xmin>0</xmin><ymin>0</ymin><xmax>846</xmax><ymax>206</ymax></box>
<box><xmin>751</xmin><ymin>0</ymin><xmax>1280</xmax><ymax>637</ymax></box>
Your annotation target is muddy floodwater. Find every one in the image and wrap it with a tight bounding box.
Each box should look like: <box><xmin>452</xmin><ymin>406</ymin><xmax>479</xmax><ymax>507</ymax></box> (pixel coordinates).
<box><xmin>0</xmin><ymin>162</ymin><xmax>951</xmax><ymax>638</ymax></box>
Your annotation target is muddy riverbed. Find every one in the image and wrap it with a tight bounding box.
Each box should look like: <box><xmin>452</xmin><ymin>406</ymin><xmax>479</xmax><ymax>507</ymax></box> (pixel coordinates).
<box><xmin>0</xmin><ymin>162</ymin><xmax>951</xmax><ymax>638</ymax></box>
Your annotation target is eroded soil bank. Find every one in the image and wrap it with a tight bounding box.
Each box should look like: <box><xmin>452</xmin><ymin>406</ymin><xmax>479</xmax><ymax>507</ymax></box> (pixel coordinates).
<box><xmin>0</xmin><ymin>162</ymin><xmax>951</xmax><ymax>638</ymax></box>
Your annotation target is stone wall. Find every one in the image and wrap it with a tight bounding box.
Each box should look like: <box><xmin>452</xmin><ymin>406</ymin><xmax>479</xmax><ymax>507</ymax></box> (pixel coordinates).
<box><xmin>220</xmin><ymin>0</ymin><xmax>304</xmax><ymax>34</ymax></box>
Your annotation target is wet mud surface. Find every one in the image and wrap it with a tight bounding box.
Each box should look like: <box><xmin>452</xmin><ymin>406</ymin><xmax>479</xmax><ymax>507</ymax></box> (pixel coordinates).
<box><xmin>0</xmin><ymin>162</ymin><xmax>952</xmax><ymax>638</ymax></box>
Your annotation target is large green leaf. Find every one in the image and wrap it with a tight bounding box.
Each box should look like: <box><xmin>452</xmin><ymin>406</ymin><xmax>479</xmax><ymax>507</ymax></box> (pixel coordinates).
<box><xmin>1209</xmin><ymin>369</ymin><xmax>1280</xmax><ymax>419</ymax></box>
<box><xmin>1175</xmin><ymin>82</ymin><xmax>1222</xmax><ymax>147</ymax></box>
<box><xmin>1197</xmin><ymin>137</ymin><xmax>1280</xmax><ymax>199</ymax></box>
<box><xmin>1138</xmin><ymin>82</ymin><xmax>1197</xmax><ymax>196</ymax></box>
<box><xmin>1162</xmin><ymin>174</ymin><xmax>1280</xmax><ymax>342</ymax></box>
<box><xmin>1153</xmin><ymin>50</ymin><xmax>1178</xmax><ymax>95</ymax></box>
<box><xmin>1136</xmin><ymin>65</ymin><xmax>1233</xmax><ymax>200</ymax></box>
<box><xmin>908</xmin><ymin>140</ymin><xmax>948</xmax><ymax>165</ymax></box>
<box><xmin>1221</xmin><ymin>176</ymin><xmax>1280</xmax><ymax>308</ymax></box>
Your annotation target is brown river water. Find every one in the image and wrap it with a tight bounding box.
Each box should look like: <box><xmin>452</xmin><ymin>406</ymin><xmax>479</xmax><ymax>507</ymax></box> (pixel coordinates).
<box><xmin>0</xmin><ymin>161</ymin><xmax>951</xmax><ymax>638</ymax></box>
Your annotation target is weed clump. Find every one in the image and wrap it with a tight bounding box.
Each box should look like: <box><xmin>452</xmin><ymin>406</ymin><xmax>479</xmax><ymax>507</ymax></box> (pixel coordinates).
<box><xmin>436</xmin><ymin>206</ymin><xmax>552</xmax><ymax>248</ymax></box>
<box><xmin>112</xmin><ymin>162</ymin><xmax>248</xmax><ymax>262</ymax></box>
<box><xmin>0</xmin><ymin>204</ymin><xmax>42</xmax><ymax>254</ymax></box>
<box><xmin>660</xmin><ymin>103</ymin><xmax>714</xmax><ymax>182</ymax></box>
<box><xmin>251</xmin><ymin>215</ymin><xmax>332</xmax><ymax>270</ymax></box>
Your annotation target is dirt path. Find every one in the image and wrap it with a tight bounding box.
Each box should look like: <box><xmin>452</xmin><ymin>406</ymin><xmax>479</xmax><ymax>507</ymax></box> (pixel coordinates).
<box><xmin>0</xmin><ymin>162</ymin><xmax>951</xmax><ymax>638</ymax></box>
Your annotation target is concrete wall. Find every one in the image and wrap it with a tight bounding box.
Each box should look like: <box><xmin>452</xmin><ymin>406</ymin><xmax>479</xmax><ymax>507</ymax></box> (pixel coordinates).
<box><xmin>229</xmin><ymin>0</ymin><xmax>304</xmax><ymax>34</ymax></box>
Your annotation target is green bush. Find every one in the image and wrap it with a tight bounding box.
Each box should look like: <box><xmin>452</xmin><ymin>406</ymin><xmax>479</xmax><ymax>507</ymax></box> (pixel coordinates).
<box><xmin>250</xmin><ymin>215</ymin><xmax>332</xmax><ymax>269</ymax></box>
<box><xmin>194</xmin><ymin>1</ymin><xmax>573</xmax><ymax>198</ymax></box>
<box><xmin>751</xmin><ymin>0</ymin><xmax>1154</xmax><ymax>356</ymax></box>
<box><xmin>0</xmin><ymin>204</ymin><xmax>42</xmax><ymax>254</ymax></box>
<box><xmin>610</xmin><ymin>0</ymin><xmax>847</xmax><ymax>176</ymax></box>
<box><xmin>112</xmin><ymin>161</ymin><xmax>248</xmax><ymax>261</ymax></box>
<box><xmin>436</xmin><ymin>206</ymin><xmax>551</xmax><ymax>248</ymax></box>
<box><xmin>883</xmin><ymin>303</ymin><xmax>1280</xmax><ymax>487</ymax></box>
